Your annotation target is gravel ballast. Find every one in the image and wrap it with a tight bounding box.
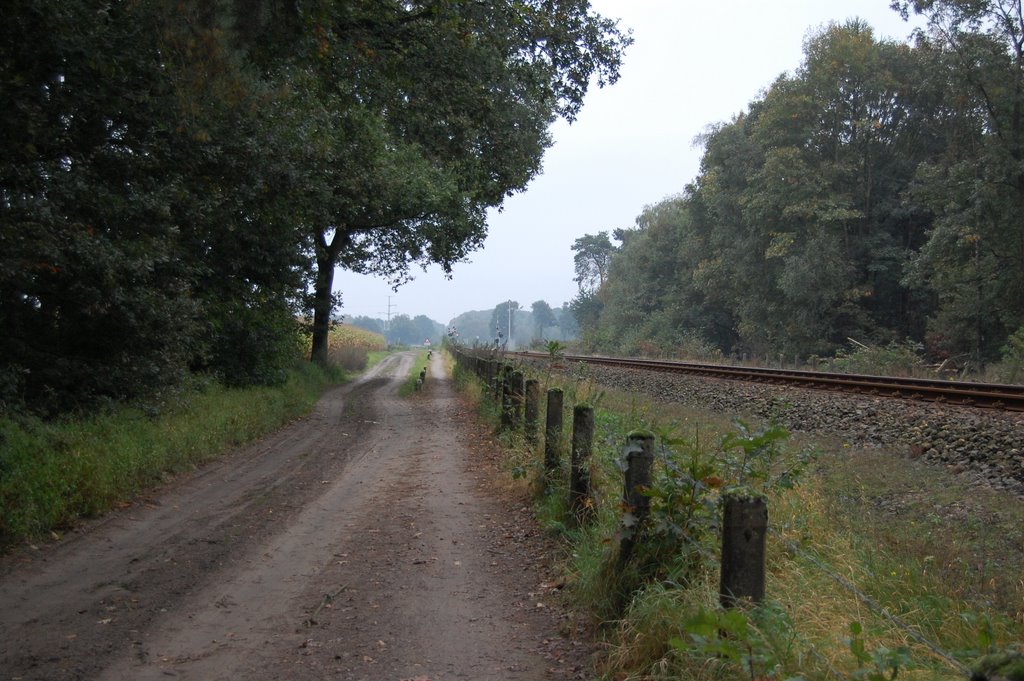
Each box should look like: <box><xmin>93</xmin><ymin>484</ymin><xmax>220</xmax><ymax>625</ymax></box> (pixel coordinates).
<box><xmin>539</xmin><ymin>360</ymin><xmax>1024</xmax><ymax>499</ymax></box>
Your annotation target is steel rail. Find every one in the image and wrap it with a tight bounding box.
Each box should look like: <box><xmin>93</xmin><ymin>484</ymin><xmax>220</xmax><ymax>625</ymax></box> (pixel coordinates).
<box><xmin>510</xmin><ymin>351</ymin><xmax>1024</xmax><ymax>412</ymax></box>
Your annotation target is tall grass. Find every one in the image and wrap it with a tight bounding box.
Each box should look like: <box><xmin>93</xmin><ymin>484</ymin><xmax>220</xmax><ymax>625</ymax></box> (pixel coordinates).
<box><xmin>0</xmin><ymin>361</ymin><xmax>342</xmax><ymax>548</ymax></box>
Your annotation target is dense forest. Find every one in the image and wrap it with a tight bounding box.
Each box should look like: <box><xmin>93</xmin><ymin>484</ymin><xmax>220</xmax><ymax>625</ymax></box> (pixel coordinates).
<box><xmin>0</xmin><ymin>0</ymin><xmax>629</xmax><ymax>416</ymax></box>
<box><xmin>571</xmin><ymin>1</ymin><xmax>1024</xmax><ymax>373</ymax></box>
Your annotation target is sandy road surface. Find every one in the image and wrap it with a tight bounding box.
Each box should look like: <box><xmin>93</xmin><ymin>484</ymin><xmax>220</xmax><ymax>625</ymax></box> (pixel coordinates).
<box><xmin>0</xmin><ymin>352</ymin><xmax>588</xmax><ymax>680</ymax></box>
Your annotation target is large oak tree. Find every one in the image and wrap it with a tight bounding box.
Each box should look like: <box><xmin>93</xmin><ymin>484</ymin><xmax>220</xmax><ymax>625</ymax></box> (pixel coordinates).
<box><xmin>291</xmin><ymin>1</ymin><xmax>632</xmax><ymax>363</ymax></box>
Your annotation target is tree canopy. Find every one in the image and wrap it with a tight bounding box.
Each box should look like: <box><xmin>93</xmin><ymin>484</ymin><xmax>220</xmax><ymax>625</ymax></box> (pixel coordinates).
<box><xmin>298</xmin><ymin>0</ymin><xmax>632</xmax><ymax>363</ymax></box>
<box><xmin>531</xmin><ymin>300</ymin><xmax>559</xmax><ymax>340</ymax></box>
<box><xmin>0</xmin><ymin>0</ymin><xmax>629</xmax><ymax>416</ymax></box>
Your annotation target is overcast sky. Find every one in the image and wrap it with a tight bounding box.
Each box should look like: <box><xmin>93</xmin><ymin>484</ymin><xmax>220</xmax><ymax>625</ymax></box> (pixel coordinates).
<box><xmin>332</xmin><ymin>0</ymin><xmax>922</xmax><ymax>327</ymax></box>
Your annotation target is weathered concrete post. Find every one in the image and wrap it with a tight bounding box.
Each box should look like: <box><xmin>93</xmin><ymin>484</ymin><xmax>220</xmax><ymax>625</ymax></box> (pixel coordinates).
<box><xmin>570</xmin><ymin>405</ymin><xmax>594</xmax><ymax>517</ymax></box>
<box><xmin>544</xmin><ymin>388</ymin><xmax>564</xmax><ymax>473</ymax></box>
<box><xmin>510</xmin><ymin>371</ymin><xmax>525</xmax><ymax>427</ymax></box>
<box><xmin>496</xmin><ymin>363</ymin><xmax>510</xmax><ymax>401</ymax></box>
<box><xmin>487</xmin><ymin>360</ymin><xmax>499</xmax><ymax>396</ymax></box>
<box><xmin>619</xmin><ymin>431</ymin><xmax>655</xmax><ymax>564</ymax></box>
<box><xmin>524</xmin><ymin>379</ymin><xmax>540</xmax><ymax>447</ymax></box>
<box><xmin>500</xmin><ymin>365</ymin><xmax>514</xmax><ymax>429</ymax></box>
<box><xmin>719</xmin><ymin>496</ymin><xmax>768</xmax><ymax>608</ymax></box>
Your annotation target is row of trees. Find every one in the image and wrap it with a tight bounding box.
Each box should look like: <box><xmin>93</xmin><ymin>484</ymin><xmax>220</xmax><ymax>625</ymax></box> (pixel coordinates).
<box><xmin>572</xmin><ymin>1</ymin><xmax>1024</xmax><ymax>367</ymax></box>
<box><xmin>347</xmin><ymin>315</ymin><xmax>442</xmax><ymax>347</ymax></box>
<box><xmin>448</xmin><ymin>299</ymin><xmax>576</xmax><ymax>349</ymax></box>
<box><xmin>1</xmin><ymin>0</ymin><xmax>629</xmax><ymax>416</ymax></box>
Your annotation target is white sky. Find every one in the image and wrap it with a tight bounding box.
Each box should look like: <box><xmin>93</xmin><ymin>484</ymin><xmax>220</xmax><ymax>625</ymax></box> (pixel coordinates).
<box><xmin>333</xmin><ymin>0</ymin><xmax>922</xmax><ymax>326</ymax></box>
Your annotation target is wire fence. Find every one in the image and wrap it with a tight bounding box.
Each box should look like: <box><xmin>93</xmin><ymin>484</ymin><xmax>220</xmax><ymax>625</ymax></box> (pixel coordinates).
<box><xmin>449</xmin><ymin>345</ymin><xmax>978</xmax><ymax>679</ymax></box>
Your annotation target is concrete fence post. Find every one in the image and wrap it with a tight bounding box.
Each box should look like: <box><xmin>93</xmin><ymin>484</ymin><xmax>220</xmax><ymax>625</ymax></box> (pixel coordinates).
<box><xmin>570</xmin><ymin>405</ymin><xmax>594</xmax><ymax>517</ymax></box>
<box><xmin>544</xmin><ymin>388</ymin><xmax>564</xmax><ymax>472</ymax></box>
<box><xmin>619</xmin><ymin>431</ymin><xmax>655</xmax><ymax>564</ymax></box>
<box><xmin>524</xmin><ymin>379</ymin><xmax>540</xmax><ymax>447</ymax></box>
<box><xmin>500</xmin><ymin>366</ymin><xmax>513</xmax><ymax>428</ymax></box>
<box><xmin>510</xmin><ymin>371</ymin><xmax>525</xmax><ymax>427</ymax></box>
<box><xmin>719</xmin><ymin>496</ymin><xmax>768</xmax><ymax>608</ymax></box>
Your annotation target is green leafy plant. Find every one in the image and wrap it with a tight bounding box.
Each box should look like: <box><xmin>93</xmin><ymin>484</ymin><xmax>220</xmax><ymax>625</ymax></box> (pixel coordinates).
<box><xmin>544</xmin><ymin>339</ymin><xmax>567</xmax><ymax>360</ymax></box>
<box><xmin>846</xmin><ymin>621</ymin><xmax>913</xmax><ymax>681</ymax></box>
<box><xmin>670</xmin><ymin>603</ymin><xmax>803</xmax><ymax>680</ymax></box>
<box><xmin>631</xmin><ymin>426</ymin><xmax>721</xmax><ymax>578</ymax></box>
<box><xmin>992</xmin><ymin>326</ymin><xmax>1024</xmax><ymax>383</ymax></box>
<box><xmin>616</xmin><ymin>421</ymin><xmax>814</xmax><ymax>591</ymax></box>
<box><xmin>719</xmin><ymin>420</ymin><xmax>814</xmax><ymax>494</ymax></box>
<box><xmin>971</xmin><ymin>648</ymin><xmax>1024</xmax><ymax>681</ymax></box>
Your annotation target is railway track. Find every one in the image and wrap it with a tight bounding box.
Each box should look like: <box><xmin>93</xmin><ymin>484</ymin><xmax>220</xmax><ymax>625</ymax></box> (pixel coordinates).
<box><xmin>510</xmin><ymin>351</ymin><xmax>1024</xmax><ymax>412</ymax></box>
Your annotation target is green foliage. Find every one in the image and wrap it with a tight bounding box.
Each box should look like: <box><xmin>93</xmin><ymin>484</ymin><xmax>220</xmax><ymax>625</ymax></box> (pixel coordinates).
<box><xmin>572</xmin><ymin>231</ymin><xmax>618</xmax><ymax>294</ymax></box>
<box><xmin>531</xmin><ymin>300</ymin><xmax>559</xmax><ymax>340</ymax></box>
<box><xmin>669</xmin><ymin>603</ymin><xmax>803</xmax><ymax>680</ymax></box>
<box><xmin>303</xmin><ymin>1</ymin><xmax>632</xmax><ymax>360</ymax></box>
<box><xmin>823</xmin><ymin>340</ymin><xmax>926</xmax><ymax>376</ymax></box>
<box><xmin>568</xmin><ymin>290</ymin><xmax>605</xmax><ymax>348</ymax></box>
<box><xmin>971</xmin><ymin>649</ymin><xmax>1024</xmax><ymax>681</ymax></box>
<box><xmin>990</xmin><ymin>326</ymin><xmax>1024</xmax><ymax>383</ymax></box>
<box><xmin>384</xmin><ymin>314</ymin><xmax>443</xmax><ymax>347</ymax></box>
<box><xmin>0</xmin><ymin>0</ymin><xmax>314</xmax><ymax>415</ymax></box>
<box><xmin>719</xmin><ymin>421</ymin><xmax>809</xmax><ymax>493</ymax></box>
<box><xmin>896</xmin><ymin>0</ymin><xmax>1024</xmax><ymax>362</ymax></box>
<box><xmin>544</xmin><ymin>340</ymin><xmax>567</xmax><ymax>360</ymax></box>
<box><xmin>846</xmin><ymin>621</ymin><xmax>912</xmax><ymax>681</ymax></box>
<box><xmin>620</xmin><ymin>421</ymin><xmax>812</xmax><ymax>591</ymax></box>
<box><xmin>0</xmin><ymin>0</ymin><xmax>628</xmax><ymax>414</ymax></box>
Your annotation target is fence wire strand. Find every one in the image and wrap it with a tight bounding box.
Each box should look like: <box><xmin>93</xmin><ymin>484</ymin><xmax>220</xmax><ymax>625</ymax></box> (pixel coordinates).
<box><xmin>770</xmin><ymin>526</ymin><xmax>973</xmax><ymax>676</ymax></box>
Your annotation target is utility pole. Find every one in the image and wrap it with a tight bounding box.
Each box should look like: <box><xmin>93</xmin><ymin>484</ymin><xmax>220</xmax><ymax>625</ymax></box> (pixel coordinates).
<box><xmin>381</xmin><ymin>296</ymin><xmax>397</xmax><ymax>346</ymax></box>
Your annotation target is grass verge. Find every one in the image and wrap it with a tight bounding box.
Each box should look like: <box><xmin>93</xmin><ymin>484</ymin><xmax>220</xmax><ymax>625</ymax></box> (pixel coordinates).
<box><xmin>451</xmin><ymin>352</ymin><xmax>1024</xmax><ymax>680</ymax></box>
<box><xmin>0</xmin><ymin>360</ymin><xmax>346</xmax><ymax>548</ymax></box>
<box><xmin>398</xmin><ymin>349</ymin><xmax>432</xmax><ymax>397</ymax></box>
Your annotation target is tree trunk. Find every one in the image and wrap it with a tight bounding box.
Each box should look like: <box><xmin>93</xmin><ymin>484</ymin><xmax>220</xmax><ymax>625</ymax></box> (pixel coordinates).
<box><xmin>310</xmin><ymin>252</ymin><xmax>335</xmax><ymax>365</ymax></box>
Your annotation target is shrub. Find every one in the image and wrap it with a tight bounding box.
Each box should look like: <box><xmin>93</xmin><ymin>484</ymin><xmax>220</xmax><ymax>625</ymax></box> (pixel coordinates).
<box><xmin>824</xmin><ymin>340</ymin><xmax>926</xmax><ymax>376</ymax></box>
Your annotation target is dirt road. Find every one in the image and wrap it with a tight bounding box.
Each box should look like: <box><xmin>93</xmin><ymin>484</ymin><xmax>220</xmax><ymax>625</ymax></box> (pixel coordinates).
<box><xmin>0</xmin><ymin>352</ymin><xmax>588</xmax><ymax>680</ymax></box>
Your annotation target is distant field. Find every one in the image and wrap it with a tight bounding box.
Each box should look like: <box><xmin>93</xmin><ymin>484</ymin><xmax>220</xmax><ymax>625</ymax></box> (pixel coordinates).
<box><xmin>326</xmin><ymin>324</ymin><xmax>387</xmax><ymax>371</ymax></box>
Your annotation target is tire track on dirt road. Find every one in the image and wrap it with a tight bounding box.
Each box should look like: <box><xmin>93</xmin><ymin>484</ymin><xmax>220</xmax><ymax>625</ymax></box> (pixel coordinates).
<box><xmin>1</xmin><ymin>353</ymin><xmax>408</xmax><ymax>680</ymax></box>
<box><xmin>1</xmin><ymin>352</ymin><xmax>586</xmax><ymax>680</ymax></box>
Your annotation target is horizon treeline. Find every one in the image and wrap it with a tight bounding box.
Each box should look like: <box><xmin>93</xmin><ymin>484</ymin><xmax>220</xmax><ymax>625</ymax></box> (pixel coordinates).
<box><xmin>347</xmin><ymin>298</ymin><xmax>576</xmax><ymax>348</ymax></box>
<box><xmin>571</xmin><ymin>7</ymin><xmax>1024</xmax><ymax>371</ymax></box>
